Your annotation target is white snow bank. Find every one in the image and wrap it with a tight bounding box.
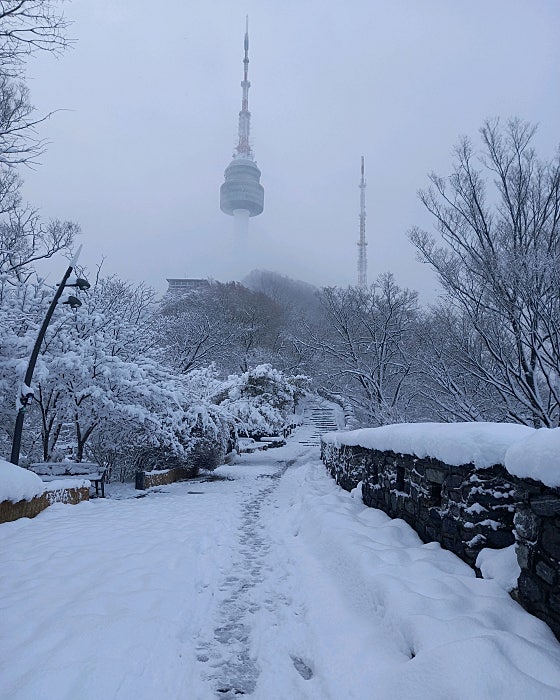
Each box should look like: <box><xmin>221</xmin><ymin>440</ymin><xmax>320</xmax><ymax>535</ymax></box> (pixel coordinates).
<box><xmin>323</xmin><ymin>422</ymin><xmax>533</xmax><ymax>468</ymax></box>
<box><xmin>283</xmin><ymin>461</ymin><xmax>560</xmax><ymax>698</ymax></box>
<box><xmin>476</xmin><ymin>544</ymin><xmax>521</xmax><ymax>592</ymax></box>
<box><xmin>505</xmin><ymin>427</ymin><xmax>560</xmax><ymax>488</ymax></box>
<box><xmin>0</xmin><ymin>458</ymin><xmax>45</xmax><ymax>503</ymax></box>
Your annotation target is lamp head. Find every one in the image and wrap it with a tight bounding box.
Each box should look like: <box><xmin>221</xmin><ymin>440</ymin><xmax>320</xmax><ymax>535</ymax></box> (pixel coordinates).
<box><xmin>75</xmin><ymin>278</ymin><xmax>91</xmax><ymax>291</ymax></box>
<box><xmin>63</xmin><ymin>295</ymin><xmax>82</xmax><ymax>310</ymax></box>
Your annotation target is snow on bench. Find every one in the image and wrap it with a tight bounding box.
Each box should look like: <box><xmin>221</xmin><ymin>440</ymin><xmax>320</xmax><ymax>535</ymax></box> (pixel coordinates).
<box><xmin>237</xmin><ymin>438</ymin><xmax>268</xmax><ymax>454</ymax></box>
<box><xmin>29</xmin><ymin>461</ymin><xmax>107</xmax><ymax>498</ymax></box>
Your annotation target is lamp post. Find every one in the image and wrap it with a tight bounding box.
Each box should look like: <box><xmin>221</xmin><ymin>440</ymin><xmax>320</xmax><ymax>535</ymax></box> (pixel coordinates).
<box><xmin>10</xmin><ymin>246</ymin><xmax>90</xmax><ymax>465</ymax></box>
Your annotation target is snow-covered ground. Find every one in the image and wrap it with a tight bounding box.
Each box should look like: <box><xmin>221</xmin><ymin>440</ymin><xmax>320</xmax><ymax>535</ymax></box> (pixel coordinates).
<box><xmin>1</xmin><ymin>419</ymin><xmax>560</xmax><ymax>699</ymax></box>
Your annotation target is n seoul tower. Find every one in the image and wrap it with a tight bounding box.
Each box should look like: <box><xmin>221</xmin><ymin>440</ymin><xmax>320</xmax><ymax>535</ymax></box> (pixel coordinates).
<box><xmin>220</xmin><ymin>17</ymin><xmax>264</xmax><ymax>235</ymax></box>
<box><xmin>357</xmin><ymin>156</ymin><xmax>368</xmax><ymax>288</ymax></box>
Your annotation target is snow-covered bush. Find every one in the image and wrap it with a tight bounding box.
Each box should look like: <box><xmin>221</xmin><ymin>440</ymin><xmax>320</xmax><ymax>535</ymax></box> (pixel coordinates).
<box><xmin>218</xmin><ymin>364</ymin><xmax>308</xmax><ymax>438</ymax></box>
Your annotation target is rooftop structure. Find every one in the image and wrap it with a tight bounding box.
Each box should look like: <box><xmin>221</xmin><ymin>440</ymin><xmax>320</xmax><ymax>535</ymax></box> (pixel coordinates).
<box><xmin>166</xmin><ymin>278</ymin><xmax>211</xmax><ymax>295</ymax></box>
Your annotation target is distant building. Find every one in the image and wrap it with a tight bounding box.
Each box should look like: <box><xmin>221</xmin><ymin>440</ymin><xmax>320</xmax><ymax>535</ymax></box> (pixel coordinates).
<box><xmin>165</xmin><ymin>278</ymin><xmax>211</xmax><ymax>295</ymax></box>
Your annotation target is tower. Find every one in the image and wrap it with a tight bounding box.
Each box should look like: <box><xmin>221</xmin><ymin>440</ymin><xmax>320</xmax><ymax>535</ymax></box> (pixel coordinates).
<box><xmin>357</xmin><ymin>156</ymin><xmax>367</xmax><ymax>288</ymax></box>
<box><xmin>220</xmin><ymin>17</ymin><xmax>264</xmax><ymax>233</ymax></box>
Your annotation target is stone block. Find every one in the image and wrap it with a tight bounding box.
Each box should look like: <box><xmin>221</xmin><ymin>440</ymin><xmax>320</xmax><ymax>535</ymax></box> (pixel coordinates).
<box><xmin>535</xmin><ymin>559</ymin><xmax>557</xmax><ymax>587</ymax></box>
<box><xmin>518</xmin><ymin>571</ymin><xmax>546</xmax><ymax>605</ymax></box>
<box><xmin>485</xmin><ymin>529</ymin><xmax>515</xmax><ymax>549</ymax></box>
<box><xmin>428</xmin><ymin>508</ymin><xmax>442</xmax><ymax>524</ymax></box>
<box><xmin>514</xmin><ymin>508</ymin><xmax>540</xmax><ymax>542</ymax></box>
<box><xmin>530</xmin><ymin>495</ymin><xmax>560</xmax><ymax>517</ymax></box>
<box><xmin>542</xmin><ymin>522</ymin><xmax>560</xmax><ymax>561</ymax></box>
<box><xmin>549</xmin><ymin>594</ymin><xmax>560</xmax><ymax>616</ymax></box>
<box><xmin>447</xmin><ymin>489</ymin><xmax>463</xmax><ymax>504</ymax></box>
<box><xmin>404</xmin><ymin>499</ymin><xmax>416</xmax><ymax>515</ymax></box>
<box><xmin>425</xmin><ymin>467</ymin><xmax>445</xmax><ymax>485</ymax></box>
<box><xmin>444</xmin><ymin>474</ymin><xmax>464</xmax><ymax>490</ymax></box>
<box><xmin>425</xmin><ymin>526</ymin><xmax>439</xmax><ymax>542</ymax></box>
<box><xmin>516</xmin><ymin>543</ymin><xmax>532</xmax><ymax>569</ymax></box>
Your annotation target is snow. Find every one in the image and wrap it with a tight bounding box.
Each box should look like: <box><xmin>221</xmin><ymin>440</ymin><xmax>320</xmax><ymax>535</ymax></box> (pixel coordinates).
<box><xmin>29</xmin><ymin>461</ymin><xmax>101</xmax><ymax>477</ymax></box>
<box><xmin>0</xmin><ymin>458</ymin><xmax>45</xmax><ymax>503</ymax></box>
<box><xmin>323</xmin><ymin>422</ymin><xmax>533</xmax><ymax>468</ymax></box>
<box><xmin>505</xmin><ymin>427</ymin><xmax>560</xmax><ymax>487</ymax></box>
<box><xmin>476</xmin><ymin>545</ymin><xmax>521</xmax><ymax>592</ymax></box>
<box><xmin>0</xmin><ymin>422</ymin><xmax>559</xmax><ymax>699</ymax></box>
<box><xmin>44</xmin><ymin>478</ymin><xmax>91</xmax><ymax>491</ymax></box>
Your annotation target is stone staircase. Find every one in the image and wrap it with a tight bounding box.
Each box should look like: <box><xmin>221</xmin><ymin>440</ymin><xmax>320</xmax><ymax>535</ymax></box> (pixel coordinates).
<box><xmin>299</xmin><ymin>398</ymin><xmax>341</xmax><ymax>447</ymax></box>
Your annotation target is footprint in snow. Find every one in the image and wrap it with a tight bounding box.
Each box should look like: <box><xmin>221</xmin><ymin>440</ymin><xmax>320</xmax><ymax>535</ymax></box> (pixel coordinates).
<box><xmin>291</xmin><ymin>655</ymin><xmax>313</xmax><ymax>680</ymax></box>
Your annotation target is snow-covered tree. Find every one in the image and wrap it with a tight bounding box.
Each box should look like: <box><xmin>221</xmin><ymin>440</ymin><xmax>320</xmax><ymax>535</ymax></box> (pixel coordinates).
<box><xmin>217</xmin><ymin>364</ymin><xmax>308</xmax><ymax>438</ymax></box>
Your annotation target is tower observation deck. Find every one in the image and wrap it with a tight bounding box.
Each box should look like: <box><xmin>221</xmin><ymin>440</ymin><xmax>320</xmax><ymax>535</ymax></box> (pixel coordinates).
<box><xmin>220</xmin><ymin>17</ymin><xmax>264</xmax><ymax>224</ymax></box>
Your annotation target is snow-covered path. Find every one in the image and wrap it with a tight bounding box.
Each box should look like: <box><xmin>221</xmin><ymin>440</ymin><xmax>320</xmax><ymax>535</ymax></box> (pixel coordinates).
<box><xmin>2</xmin><ymin>415</ymin><xmax>560</xmax><ymax>699</ymax></box>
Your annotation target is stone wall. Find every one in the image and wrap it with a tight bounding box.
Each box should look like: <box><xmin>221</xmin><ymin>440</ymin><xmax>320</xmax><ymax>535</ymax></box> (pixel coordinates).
<box><xmin>135</xmin><ymin>466</ymin><xmax>198</xmax><ymax>490</ymax></box>
<box><xmin>513</xmin><ymin>480</ymin><xmax>560</xmax><ymax>640</ymax></box>
<box><xmin>321</xmin><ymin>438</ymin><xmax>560</xmax><ymax>641</ymax></box>
<box><xmin>322</xmin><ymin>441</ymin><xmax>517</xmax><ymax>565</ymax></box>
<box><xmin>0</xmin><ymin>484</ymin><xmax>90</xmax><ymax>524</ymax></box>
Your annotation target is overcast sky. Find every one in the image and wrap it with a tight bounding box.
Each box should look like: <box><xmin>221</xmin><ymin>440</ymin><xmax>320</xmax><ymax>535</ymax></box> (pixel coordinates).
<box><xmin>21</xmin><ymin>0</ymin><xmax>560</xmax><ymax>300</ymax></box>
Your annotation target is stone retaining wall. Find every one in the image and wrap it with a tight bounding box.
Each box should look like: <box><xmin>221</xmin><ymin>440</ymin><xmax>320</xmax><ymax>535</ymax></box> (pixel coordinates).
<box><xmin>321</xmin><ymin>438</ymin><xmax>560</xmax><ymax>640</ymax></box>
<box><xmin>0</xmin><ymin>485</ymin><xmax>90</xmax><ymax>524</ymax></box>
<box><xmin>135</xmin><ymin>466</ymin><xmax>198</xmax><ymax>490</ymax></box>
<box><xmin>322</xmin><ymin>441</ymin><xmax>516</xmax><ymax>564</ymax></box>
<box><xmin>514</xmin><ymin>480</ymin><xmax>560</xmax><ymax>640</ymax></box>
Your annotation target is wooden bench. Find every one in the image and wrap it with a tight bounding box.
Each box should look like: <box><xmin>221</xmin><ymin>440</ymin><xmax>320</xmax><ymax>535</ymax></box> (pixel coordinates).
<box><xmin>237</xmin><ymin>438</ymin><xmax>269</xmax><ymax>454</ymax></box>
<box><xmin>259</xmin><ymin>436</ymin><xmax>287</xmax><ymax>448</ymax></box>
<box><xmin>29</xmin><ymin>462</ymin><xmax>107</xmax><ymax>498</ymax></box>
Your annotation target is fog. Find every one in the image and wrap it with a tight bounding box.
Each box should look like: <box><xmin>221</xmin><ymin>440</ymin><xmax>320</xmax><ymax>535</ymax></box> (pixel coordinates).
<box><xmin>21</xmin><ymin>0</ymin><xmax>560</xmax><ymax>300</ymax></box>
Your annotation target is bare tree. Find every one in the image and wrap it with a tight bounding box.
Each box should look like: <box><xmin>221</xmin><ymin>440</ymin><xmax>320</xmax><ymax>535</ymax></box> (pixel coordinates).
<box><xmin>310</xmin><ymin>273</ymin><xmax>418</xmax><ymax>425</ymax></box>
<box><xmin>0</xmin><ymin>1</ymin><xmax>69</xmax><ymax>75</ymax></box>
<box><xmin>0</xmin><ymin>211</ymin><xmax>78</xmax><ymax>283</ymax></box>
<box><xmin>0</xmin><ymin>1</ymin><xmax>71</xmax><ymax>165</ymax></box>
<box><xmin>413</xmin><ymin>306</ymin><xmax>507</xmax><ymax>423</ymax></box>
<box><xmin>410</xmin><ymin>119</ymin><xmax>560</xmax><ymax>426</ymax></box>
<box><xmin>157</xmin><ymin>282</ymin><xmax>286</xmax><ymax>375</ymax></box>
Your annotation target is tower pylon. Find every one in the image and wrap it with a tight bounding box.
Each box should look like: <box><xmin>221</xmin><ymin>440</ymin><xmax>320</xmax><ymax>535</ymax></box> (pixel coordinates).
<box><xmin>357</xmin><ymin>156</ymin><xmax>367</xmax><ymax>288</ymax></box>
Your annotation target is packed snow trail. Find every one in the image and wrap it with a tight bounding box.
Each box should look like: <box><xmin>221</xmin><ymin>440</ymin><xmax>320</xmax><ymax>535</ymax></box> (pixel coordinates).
<box><xmin>194</xmin><ymin>457</ymin><xmax>295</xmax><ymax>696</ymax></box>
<box><xmin>1</xmin><ymin>403</ymin><xmax>560</xmax><ymax>699</ymax></box>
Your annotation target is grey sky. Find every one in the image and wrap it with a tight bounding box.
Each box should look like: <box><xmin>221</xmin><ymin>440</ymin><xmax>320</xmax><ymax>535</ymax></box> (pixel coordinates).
<box><xmin>22</xmin><ymin>0</ymin><xmax>560</xmax><ymax>300</ymax></box>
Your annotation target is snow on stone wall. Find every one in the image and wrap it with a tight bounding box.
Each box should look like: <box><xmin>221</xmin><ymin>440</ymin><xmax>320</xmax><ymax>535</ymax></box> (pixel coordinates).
<box><xmin>0</xmin><ymin>459</ymin><xmax>45</xmax><ymax>503</ymax></box>
<box><xmin>323</xmin><ymin>422</ymin><xmax>560</xmax><ymax>488</ymax></box>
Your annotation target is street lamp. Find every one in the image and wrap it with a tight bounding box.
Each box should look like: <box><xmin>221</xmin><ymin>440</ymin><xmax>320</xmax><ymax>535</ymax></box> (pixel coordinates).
<box><xmin>10</xmin><ymin>246</ymin><xmax>89</xmax><ymax>465</ymax></box>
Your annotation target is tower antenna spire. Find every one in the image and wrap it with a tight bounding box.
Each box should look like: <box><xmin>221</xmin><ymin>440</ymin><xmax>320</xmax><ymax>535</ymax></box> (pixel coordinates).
<box><xmin>357</xmin><ymin>156</ymin><xmax>368</xmax><ymax>288</ymax></box>
<box><xmin>237</xmin><ymin>14</ymin><xmax>252</xmax><ymax>158</ymax></box>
